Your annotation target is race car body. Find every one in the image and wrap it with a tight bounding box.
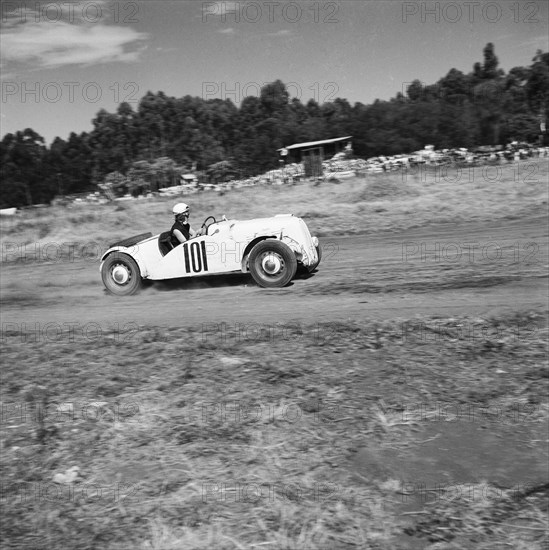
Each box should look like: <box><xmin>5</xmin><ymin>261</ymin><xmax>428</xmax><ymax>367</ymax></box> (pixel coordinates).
<box><xmin>100</xmin><ymin>214</ymin><xmax>321</xmax><ymax>295</ymax></box>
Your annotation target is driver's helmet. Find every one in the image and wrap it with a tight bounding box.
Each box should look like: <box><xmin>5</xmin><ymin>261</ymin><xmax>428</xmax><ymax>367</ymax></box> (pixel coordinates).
<box><xmin>173</xmin><ymin>203</ymin><xmax>190</xmax><ymax>218</ymax></box>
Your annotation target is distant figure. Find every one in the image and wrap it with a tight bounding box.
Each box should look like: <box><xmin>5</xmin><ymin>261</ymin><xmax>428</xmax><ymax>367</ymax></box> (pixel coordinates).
<box><xmin>171</xmin><ymin>203</ymin><xmax>199</xmax><ymax>245</ymax></box>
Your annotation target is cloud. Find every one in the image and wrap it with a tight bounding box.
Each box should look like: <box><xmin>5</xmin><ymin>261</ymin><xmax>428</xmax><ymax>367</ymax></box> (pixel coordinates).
<box><xmin>265</xmin><ymin>30</ymin><xmax>292</xmax><ymax>37</ymax></box>
<box><xmin>1</xmin><ymin>20</ymin><xmax>148</xmax><ymax>68</ymax></box>
<box><xmin>2</xmin><ymin>0</ymin><xmax>110</xmax><ymax>27</ymax></box>
<box><xmin>517</xmin><ymin>36</ymin><xmax>548</xmax><ymax>50</ymax></box>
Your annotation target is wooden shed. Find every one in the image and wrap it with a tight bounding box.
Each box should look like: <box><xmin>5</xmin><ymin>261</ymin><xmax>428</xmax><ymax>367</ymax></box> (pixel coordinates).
<box><xmin>278</xmin><ymin>136</ymin><xmax>352</xmax><ymax>177</ymax></box>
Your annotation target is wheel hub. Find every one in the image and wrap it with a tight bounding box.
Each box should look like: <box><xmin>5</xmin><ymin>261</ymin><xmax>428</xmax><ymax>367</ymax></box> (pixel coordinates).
<box><xmin>112</xmin><ymin>264</ymin><xmax>130</xmax><ymax>284</ymax></box>
<box><xmin>261</xmin><ymin>253</ymin><xmax>283</xmax><ymax>275</ymax></box>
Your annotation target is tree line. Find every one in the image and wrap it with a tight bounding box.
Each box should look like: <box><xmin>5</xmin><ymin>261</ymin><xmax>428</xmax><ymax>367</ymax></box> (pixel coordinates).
<box><xmin>1</xmin><ymin>44</ymin><xmax>547</xmax><ymax>208</ymax></box>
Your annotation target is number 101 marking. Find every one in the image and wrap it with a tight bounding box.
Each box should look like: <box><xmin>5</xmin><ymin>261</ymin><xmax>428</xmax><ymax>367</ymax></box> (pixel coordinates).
<box><xmin>183</xmin><ymin>241</ymin><xmax>209</xmax><ymax>274</ymax></box>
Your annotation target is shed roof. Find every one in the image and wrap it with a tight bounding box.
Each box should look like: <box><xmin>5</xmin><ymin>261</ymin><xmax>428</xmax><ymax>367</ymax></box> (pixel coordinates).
<box><xmin>278</xmin><ymin>136</ymin><xmax>352</xmax><ymax>151</ymax></box>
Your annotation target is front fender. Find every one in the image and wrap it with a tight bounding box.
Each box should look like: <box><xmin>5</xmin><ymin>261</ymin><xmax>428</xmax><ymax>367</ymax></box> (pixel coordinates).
<box><xmin>282</xmin><ymin>237</ymin><xmax>318</xmax><ymax>266</ymax></box>
<box><xmin>280</xmin><ymin>236</ymin><xmax>301</xmax><ymax>253</ymax></box>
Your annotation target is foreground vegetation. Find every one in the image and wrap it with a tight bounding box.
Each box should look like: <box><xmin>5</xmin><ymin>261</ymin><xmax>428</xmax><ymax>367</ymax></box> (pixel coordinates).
<box><xmin>1</xmin><ymin>149</ymin><xmax>547</xmax><ymax>548</ymax></box>
<box><xmin>1</xmin><ymin>313</ymin><xmax>547</xmax><ymax>549</ymax></box>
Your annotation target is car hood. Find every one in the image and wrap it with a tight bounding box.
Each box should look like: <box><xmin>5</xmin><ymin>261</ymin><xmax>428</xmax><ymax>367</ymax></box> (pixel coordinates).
<box><xmin>212</xmin><ymin>214</ymin><xmax>299</xmax><ymax>240</ymax></box>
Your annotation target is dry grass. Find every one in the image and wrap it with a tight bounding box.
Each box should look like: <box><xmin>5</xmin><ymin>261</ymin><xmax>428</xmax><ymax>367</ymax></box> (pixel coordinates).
<box><xmin>1</xmin><ymin>161</ymin><xmax>547</xmax><ymax>262</ymax></box>
<box><xmin>1</xmin><ymin>161</ymin><xmax>547</xmax><ymax>549</ymax></box>
<box><xmin>1</xmin><ymin>314</ymin><xmax>547</xmax><ymax>549</ymax></box>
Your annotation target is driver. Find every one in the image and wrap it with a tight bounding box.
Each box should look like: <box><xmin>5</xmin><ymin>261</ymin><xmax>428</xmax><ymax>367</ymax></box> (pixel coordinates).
<box><xmin>171</xmin><ymin>203</ymin><xmax>200</xmax><ymax>245</ymax></box>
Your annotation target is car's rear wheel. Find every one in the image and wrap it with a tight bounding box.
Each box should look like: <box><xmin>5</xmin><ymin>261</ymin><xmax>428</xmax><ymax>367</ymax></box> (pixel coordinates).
<box><xmin>249</xmin><ymin>240</ymin><xmax>297</xmax><ymax>288</ymax></box>
<box><xmin>101</xmin><ymin>253</ymin><xmax>142</xmax><ymax>296</ymax></box>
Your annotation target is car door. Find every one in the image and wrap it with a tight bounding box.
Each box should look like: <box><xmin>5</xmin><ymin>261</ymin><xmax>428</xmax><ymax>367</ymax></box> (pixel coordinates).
<box><xmin>146</xmin><ymin>233</ymin><xmax>242</xmax><ymax>280</ymax></box>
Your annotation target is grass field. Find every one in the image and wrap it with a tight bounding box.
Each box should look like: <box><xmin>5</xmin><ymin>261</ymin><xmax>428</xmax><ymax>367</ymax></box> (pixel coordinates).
<box><xmin>1</xmin><ymin>160</ymin><xmax>548</xmax><ymax>549</ymax></box>
<box><xmin>1</xmin><ymin>315</ymin><xmax>547</xmax><ymax>549</ymax></box>
<box><xmin>1</xmin><ymin>161</ymin><xmax>547</xmax><ymax>261</ymax></box>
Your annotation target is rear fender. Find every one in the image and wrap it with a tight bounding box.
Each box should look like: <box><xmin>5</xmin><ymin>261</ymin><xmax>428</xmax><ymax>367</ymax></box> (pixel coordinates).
<box><xmin>100</xmin><ymin>247</ymin><xmax>148</xmax><ymax>278</ymax></box>
<box><xmin>110</xmin><ymin>232</ymin><xmax>152</xmax><ymax>249</ymax></box>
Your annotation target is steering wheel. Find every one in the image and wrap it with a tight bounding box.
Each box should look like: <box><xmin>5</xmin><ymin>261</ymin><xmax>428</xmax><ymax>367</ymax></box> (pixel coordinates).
<box><xmin>200</xmin><ymin>216</ymin><xmax>217</xmax><ymax>236</ymax></box>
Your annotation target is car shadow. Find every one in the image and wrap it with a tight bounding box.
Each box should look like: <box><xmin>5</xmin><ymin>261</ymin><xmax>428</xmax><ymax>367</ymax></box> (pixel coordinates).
<box><xmin>146</xmin><ymin>269</ymin><xmax>317</xmax><ymax>293</ymax></box>
<box><xmin>296</xmin><ymin>270</ymin><xmax>318</xmax><ymax>280</ymax></box>
<box><xmin>150</xmin><ymin>272</ymin><xmax>252</xmax><ymax>291</ymax></box>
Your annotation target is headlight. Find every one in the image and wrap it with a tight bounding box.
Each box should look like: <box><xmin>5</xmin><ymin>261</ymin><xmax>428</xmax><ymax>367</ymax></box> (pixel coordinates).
<box><xmin>312</xmin><ymin>236</ymin><xmax>319</xmax><ymax>247</ymax></box>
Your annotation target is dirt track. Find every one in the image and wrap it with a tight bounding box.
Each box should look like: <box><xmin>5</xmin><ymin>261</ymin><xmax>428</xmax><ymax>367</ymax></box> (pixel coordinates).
<box><xmin>2</xmin><ymin>213</ymin><xmax>548</xmax><ymax>550</ymax></box>
<box><xmin>2</xmin><ymin>215</ymin><xmax>547</xmax><ymax>331</ymax></box>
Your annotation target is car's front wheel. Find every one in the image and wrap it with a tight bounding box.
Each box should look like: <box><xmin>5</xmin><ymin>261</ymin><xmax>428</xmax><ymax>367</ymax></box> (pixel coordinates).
<box><xmin>101</xmin><ymin>253</ymin><xmax>142</xmax><ymax>296</ymax></box>
<box><xmin>249</xmin><ymin>240</ymin><xmax>297</xmax><ymax>288</ymax></box>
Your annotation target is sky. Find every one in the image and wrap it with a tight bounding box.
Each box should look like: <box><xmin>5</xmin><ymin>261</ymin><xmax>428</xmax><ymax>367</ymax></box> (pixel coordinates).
<box><xmin>1</xmin><ymin>0</ymin><xmax>548</xmax><ymax>143</ymax></box>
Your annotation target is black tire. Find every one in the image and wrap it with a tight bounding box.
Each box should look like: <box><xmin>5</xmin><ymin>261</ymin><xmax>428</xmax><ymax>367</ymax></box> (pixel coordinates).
<box><xmin>101</xmin><ymin>253</ymin><xmax>142</xmax><ymax>296</ymax></box>
<box><xmin>308</xmin><ymin>242</ymin><xmax>322</xmax><ymax>272</ymax></box>
<box><xmin>249</xmin><ymin>240</ymin><xmax>297</xmax><ymax>288</ymax></box>
<box><xmin>110</xmin><ymin>232</ymin><xmax>152</xmax><ymax>249</ymax></box>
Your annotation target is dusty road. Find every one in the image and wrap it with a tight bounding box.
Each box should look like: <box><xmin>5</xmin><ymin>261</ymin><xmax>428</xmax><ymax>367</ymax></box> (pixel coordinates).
<box><xmin>1</xmin><ymin>215</ymin><xmax>547</xmax><ymax>332</ymax></box>
<box><xmin>2</xmin><ymin>213</ymin><xmax>548</xmax><ymax>550</ymax></box>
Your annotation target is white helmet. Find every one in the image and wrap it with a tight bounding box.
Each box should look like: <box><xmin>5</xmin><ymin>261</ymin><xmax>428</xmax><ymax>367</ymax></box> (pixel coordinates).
<box><xmin>173</xmin><ymin>203</ymin><xmax>190</xmax><ymax>215</ymax></box>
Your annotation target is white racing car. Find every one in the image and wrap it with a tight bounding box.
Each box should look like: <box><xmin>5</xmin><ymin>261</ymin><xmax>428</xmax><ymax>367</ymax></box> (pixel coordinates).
<box><xmin>100</xmin><ymin>214</ymin><xmax>321</xmax><ymax>295</ymax></box>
